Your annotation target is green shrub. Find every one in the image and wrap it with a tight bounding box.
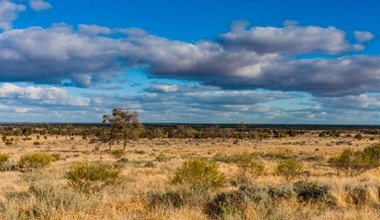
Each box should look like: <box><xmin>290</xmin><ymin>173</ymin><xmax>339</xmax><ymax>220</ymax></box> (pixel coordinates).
<box><xmin>363</xmin><ymin>144</ymin><xmax>380</xmax><ymax>162</ymax></box>
<box><xmin>0</xmin><ymin>153</ymin><xmax>9</xmax><ymax>166</ymax></box>
<box><xmin>354</xmin><ymin>133</ymin><xmax>363</xmax><ymax>140</ymax></box>
<box><xmin>1</xmin><ymin>135</ymin><xmax>6</xmax><ymax>143</ymax></box>
<box><xmin>66</xmin><ymin>160</ymin><xmax>122</xmax><ymax>194</ymax></box>
<box><xmin>276</xmin><ymin>159</ymin><xmax>304</xmax><ymax>181</ymax></box>
<box><xmin>144</xmin><ymin>161</ymin><xmax>155</xmax><ymax>168</ymax></box>
<box><xmin>328</xmin><ymin>148</ymin><xmax>379</xmax><ymax>176</ymax></box>
<box><xmin>235</xmin><ymin>154</ymin><xmax>264</xmax><ymax>184</ymax></box>
<box><xmin>51</xmin><ymin>152</ymin><xmax>61</xmax><ymax>161</ymax></box>
<box><xmin>33</xmin><ymin>141</ymin><xmax>40</xmax><ymax>146</ymax></box>
<box><xmin>19</xmin><ymin>153</ymin><xmax>53</xmax><ymax>170</ymax></box>
<box><xmin>172</xmin><ymin>159</ymin><xmax>225</xmax><ymax>191</ymax></box>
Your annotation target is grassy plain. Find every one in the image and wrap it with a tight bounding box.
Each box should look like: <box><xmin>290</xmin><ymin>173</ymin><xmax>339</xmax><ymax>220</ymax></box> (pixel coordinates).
<box><xmin>0</xmin><ymin>130</ymin><xmax>380</xmax><ymax>219</ymax></box>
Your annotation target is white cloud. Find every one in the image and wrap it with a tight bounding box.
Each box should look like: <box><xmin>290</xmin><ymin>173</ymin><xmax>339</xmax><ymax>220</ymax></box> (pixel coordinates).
<box><xmin>0</xmin><ymin>83</ymin><xmax>90</xmax><ymax>106</ymax></box>
<box><xmin>354</xmin><ymin>31</ymin><xmax>374</xmax><ymax>42</ymax></box>
<box><xmin>78</xmin><ymin>24</ymin><xmax>112</xmax><ymax>36</ymax></box>
<box><xmin>0</xmin><ymin>24</ymin><xmax>127</xmax><ymax>86</ymax></box>
<box><xmin>0</xmin><ymin>23</ymin><xmax>379</xmax><ymax>98</ymax></box>
<box><xmin>220</xmin><ymin>23</ymin><xmax>355</xmax><ymax>54</ymax></box>
<box><xmin>29</xmin><ymin>0</ymin><xmax>52</xmax><ymax>11</ymax></box>
<box><xmin>0</xmin><ymin>0</ymin><xmax>25</xmax><ymax>30</ymax></box>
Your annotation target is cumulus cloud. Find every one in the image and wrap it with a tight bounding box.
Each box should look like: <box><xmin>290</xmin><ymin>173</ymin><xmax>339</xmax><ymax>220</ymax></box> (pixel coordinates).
<box><xmin>123</xmin><ymin>29</ymin><xmax>380</xmax><ymax>97</ymax></box>
<box><xmin>0</xmin><ymin>22</ymin><xmax>378</xmax><ymax>98</ymax></box>
<box><xmin>0</xmin><ymin>24</ymin><xmax>128</xmax><ymax>86</ymax></box>
<box><xmin>0</xmin><ymin>0</ymin><xmax>25</xmax><ymax>30</ymax></box>
<box><xmin>78</xmin><ymin>24</ymin><xmax>112</xmax><ymax>36</ymax></box>
<box><xmin>219</xmin><ymin>22</ymin><xmax>356</xmax><ymax>54</ymax></box>
<box><xmin>29</xmin><ymin>0</ymin><xmax>52</xmax><ymax>11</ymax></box>
<box><xmin>0</xmin><ymin>83</ymin><xmax>90</xmax><ymax>106</ymax></box>
<box><xmin>354</xmin><ymin>31</ymin><xmax>374</xmax><ymax>42</ymax></box>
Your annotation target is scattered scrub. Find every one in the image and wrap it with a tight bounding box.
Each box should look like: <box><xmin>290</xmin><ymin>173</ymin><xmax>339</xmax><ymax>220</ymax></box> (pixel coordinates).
<box><xmin>328</xmin><ymin>146</ymin><xmax>380</xmax><ymax>176</ymax></box>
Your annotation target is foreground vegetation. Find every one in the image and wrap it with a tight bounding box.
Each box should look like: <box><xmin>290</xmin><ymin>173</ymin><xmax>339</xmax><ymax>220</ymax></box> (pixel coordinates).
<box><xmin>1</xmin><ymin>122</ymin><xmax>380</xmax><ymax>219</ymax></box>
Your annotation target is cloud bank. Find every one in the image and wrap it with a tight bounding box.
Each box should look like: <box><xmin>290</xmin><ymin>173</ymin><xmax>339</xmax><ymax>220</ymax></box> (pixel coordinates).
<box><xmin>0</xmin><ymin>22</ymin><xmax>377</xmax><ymax>97</ymax></box>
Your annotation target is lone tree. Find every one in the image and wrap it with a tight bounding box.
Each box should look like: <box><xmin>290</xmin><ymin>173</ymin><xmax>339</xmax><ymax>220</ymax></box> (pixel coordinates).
<box><xmin>102</xmin><ymin>108</ymin><xmax>144</xmax><ymax>150</ymax></box>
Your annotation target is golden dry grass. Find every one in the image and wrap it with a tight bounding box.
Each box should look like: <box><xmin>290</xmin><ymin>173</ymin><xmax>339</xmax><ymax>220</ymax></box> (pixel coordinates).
<box><xmin>0</xmin><ymin>132</ymin><xmax>379</xmax><ymax>219</ymax></box>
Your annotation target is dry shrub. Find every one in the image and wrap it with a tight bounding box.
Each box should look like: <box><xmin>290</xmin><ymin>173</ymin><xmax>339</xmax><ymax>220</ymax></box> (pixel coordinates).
<box><xmin>147</xmin><ymin>186</ymin><xmax>212</xmax><ymax>210</ymax></box>
<box><xmin>328</xmin><ymin>146</ymin><xmax>380</xmax><ymax>176</ymax></box>
<box><xmin>19</xmin><ymin>153</ymin><xmax>53</xmax><ymax>170</ymax></box>
<box><xmin>268</xmin><ymin>184</ymin><xmax>296</xmax><ymax>201</ymax></box>
<box><xmin>276</xmin><ymin>158</ymin><xmax>304</xmax><ymax>181</ymax></box>
<box><xmin>66</xmin><ymin>160</ymin><xmax>122</xmax><ymax>194</ymax></box>
<box><xmin>204</xmin><ymin>190</ymin><xmax>247</xmax><ymax>218</ymax></box>
<box><xmin>0</xmin><ymin>152</ymin><xmax>9</xmax><ymax>165</ymax></box>
<box><xmin>234</xmin><ymin>154</ymin><xmax>265</xmax><ymax>185</ymax></box>
<box><xmin>344</xmin><ymin>183</ymin><xmax>380</xmax><ymax>206</ymax></box>
<box><xmin>171</xmin><ymin>159</ymin><xmax>225</xmax><ymax>191</ymax></box>
<box><xmin>293</xmin><ymin>180</ymin><xmax>332</xmax><ymax>203</ymax></box>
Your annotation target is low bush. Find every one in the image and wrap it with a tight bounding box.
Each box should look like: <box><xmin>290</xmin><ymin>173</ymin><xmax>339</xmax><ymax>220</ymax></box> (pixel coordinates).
<box><xmin>276</xmin><ymin>158</ymin><xmax>304</xmax><ymax>181</ymax></box>
<box><xmin>148</xmin><ymin>186</ymin><xmax>212</xmax><ymax>209</ymax></box>
<box><xmin>235</xmin><ymin>154</ymin><xmax>264</xmax><ymax>184</ymax></box>
<box><xmin>268</xmin><ymin>184</ymin><xmax>296</xmax><ymax>200</ymax></box>
<box><xmin>19</xmin><ymin>153</ymin><xmax>53</xmax><ymax>170</ymax></box>
<box><xmin>345</xmin><ymin>184</ymin><xmax>370</xmax><ymax>205</ymax></box>
<box><xmin>354</xmin><ymin>134</ymin><xmax>363</xmax><ymax>140</ymax></box>
<box><xmin>0</xmin><ymin>153</ymin><xmax>9</xmax><ymax>166</ymax></box>
<box><xmin>293</xmin><ymin>180</ymin><xmax>331</xmax><ymax>202</ymax></box>
<box><xmin>328</xmin><ymin>147</ymin><xmax>380</xmax><ymax>176</ymax></box>
<box><xmin>204</xmin><ymin>190</ymin><xmax>247</xmax><ymax>218</ymax></box>
<box><xmin>171</xmin><ymin>159</ymin><xmax>225</xmax><ymax>191</ymax></box>
<box><xmin>66</xmin><ymin>160</ymin><xmax>122</xmax><ymax>194</ymax></box>
<box><xmin>148</xmin><ymin>190</ymin><xmax>184</xmax><ymax>209</ymax></box>
<box><xmin>51</xmin><ymin>152</ymin><xmax>62</xmax><ymax>161</ymax></box>
<box><xmin>239</xmin><ymin>184</ymin><xmax>271</xmax><ymax>205</ymax></box>
<box><xmin>144</xmin><ymin>161</ymin><xmax>155</xmax><ymax>168</ymax></box>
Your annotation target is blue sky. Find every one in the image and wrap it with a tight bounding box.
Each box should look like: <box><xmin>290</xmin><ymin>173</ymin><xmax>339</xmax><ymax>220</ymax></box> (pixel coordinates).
<box><xmin>1</xmin><ymin>0</ymin><xmax>380</xmax><ymax>124</ymax></box>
